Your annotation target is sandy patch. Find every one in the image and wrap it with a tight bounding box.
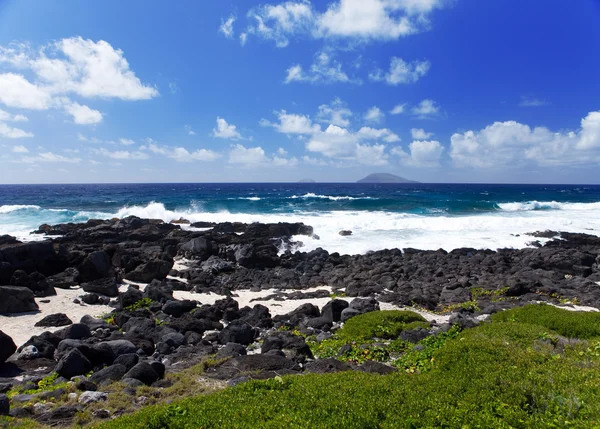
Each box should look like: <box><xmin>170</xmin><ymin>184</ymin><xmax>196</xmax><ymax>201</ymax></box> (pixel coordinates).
<box><xmin>0</xmin><ymin>288</ymin><xmax>116</xmax><ymax>348</ymax></box>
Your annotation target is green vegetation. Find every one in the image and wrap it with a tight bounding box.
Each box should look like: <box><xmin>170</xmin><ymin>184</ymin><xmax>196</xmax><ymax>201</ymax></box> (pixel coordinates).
<box><xmin>124</xmin><ymin>297</ymin><xmax>154</xmax><ymax>312</ymax></box>
<box><xmin>336</xmin><ymin>310</ymin><xmax>427</xmax><ymax>341</ymax></box>
<box><xmin>96</xmin><ymin>305</ymin><xmax>600</xmax><ymax>428</ymax></box>
<box><xmin>492</xmin><ymin>303</ymin><xmax>600</xmax><ymax>338</ymax></box>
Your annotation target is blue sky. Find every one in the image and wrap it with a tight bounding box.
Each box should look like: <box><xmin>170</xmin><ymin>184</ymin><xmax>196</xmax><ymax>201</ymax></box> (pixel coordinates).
<box><xmin>0</xmin><ymin>0</ymin><xmax>599</xmax><ymax>184</ymax></box>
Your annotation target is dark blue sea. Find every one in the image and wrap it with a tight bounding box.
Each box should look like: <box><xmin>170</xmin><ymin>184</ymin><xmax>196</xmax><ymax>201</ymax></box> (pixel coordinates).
<box><xmin>1</xmin><ymin>183</ymin><xmax>600</xmax><ymax>253</ymax></box>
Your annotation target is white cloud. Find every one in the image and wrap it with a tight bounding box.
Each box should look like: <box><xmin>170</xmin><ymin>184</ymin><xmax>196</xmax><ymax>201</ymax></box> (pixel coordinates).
<box><xmin>0</xmin><ymin>109</ymin><xmax>28</xmax><ymax>122</ymax></box>
<box><xmin>390</xmin><ymin>103</ymin><xmax>407</xmax><ymax>115</ymax></box>
<box><xmin>411</xmin><ymin>99</ymin><xmax>440</xmax><ymax>118</ymax></box>
<box><xmin>520</xmin><ymin>96</ymin><xmax>549</xmax><ymax>107</ymax></box>
<box><xmin>246</xmin><ymin>1</ymin><xmax>315</xmax><ymax>48</ymax></box>
<box><xmin>364</xmin><ymin>106</ymin><xmax>384</xmax><ymax>123</ymax></box>
<box><xmin>119</xmin><ymin>138</ymin><xmax>135</xmax><ymax>146</ymax></box>
<box><xmin>450</xmin><ymin>111</ymin><xmax>600</xmax><ymax>168</ymax></box>
<box><xmin>95</xmin><ymin>148</ymin><xmax>149</xmax><ymax>160</ymax></box>
<box><xmin>243</xmin><ymin>0</ymin><xmax>445</xmax><ymax>47</ymax></box>
<box><xmin>239</xmin><ymin>33</ymin><xmax>248</xmax><ymax>46</ymax></box>
<box><xmin>260</xmin><ymin>110</ymin><xmax>321</xmax><ymax>134</ymax></box>
<box><xmin>12</xmin><ymin>145</ymin><xmax>29</xmax><ymax>153</ymax></box>
<box><xmin>0</xmin><ymin>37</ymin><xmax>157</xmax><ymax>123</ymax></box>
<box><xmin>406</xmin><ymin>140</ymin><xmax>443</xmax><ymax>166</ymax></box>
<box><xmin>77</xmin><ymin>133</ymin><xmax>102</xmax><ymax>144</ymax></box>
<box><xmin>357</xmin><ymin>126</ymin><xmax>400</xmax><ymax>142</ymax></box>
<box><xmin>168</xmin><ymin>147</ymin><xmax>221</xmax><ymax>162</ymax></box>
<box><xmin>228</xmin><ymin>144</ymin><xmax>268</xmax><ymax>165</ymax></box>
<box><xmin>64</xmin><ymin>102</ymin><xmax>103</xmax><ymax>125</ymax></box>
<box><xmin>411</xmin><ymin>128</ymin><xmax>433</xmax><ymax>139</ymax></box>
<box><xmin>284</xmin><ymin>51</ymin><xmax>358</xmax><ymax>84</ymax></box>
<box><xmin>316</xmin><ymin>97</ymin><xmax>352</xmax><ymax>127</ymax></box>
<box><xmin>277</xmin><ymin>147</ymin><xmax>288</xmax><ymax>156</ymax></box>
<box><xmin>219</xmin><ymin>15</ymin><xmax>236</xmax><ymax>38</ymax></box>
<box><xmin>306</xmin><ymin>124</ymin><xmax>391</xmax><ymax>165</ymax></box>
<box><xmin>17</xmin><ymin>152</ymin><xmax>81</xmax><ymax>163</ymax></box>
<box><xmin>0</xmin><ymin>73</ymin><xmax>52</xmax><ymax>109</ymax></box>
<box><xmin>168</xmin><ymin>82</ymin><xmax>179</xmax><ymax>94</ymax></box>
<box><xmin>369</xmin><ymin>57</ymin><xmax>430</xmax><ymax>85</ymax></box>
<box><xmin>0</xmin><ymin>123</ymin><xmax>33</xmax><ymax>138</ymax></box>
<box><xmin>228</xmin><ymin>143</ymin><xmax>298</xmax><ymax>167</ymax></box>
<box><xmin>212</xmin><ymin>117</ymin><xmax>243</xmax><ymax>139</ymax></box>
<box><xmin>184</xmin><ymin>125</ymin><xmax>196</xmax><ymax>135</ymax></box>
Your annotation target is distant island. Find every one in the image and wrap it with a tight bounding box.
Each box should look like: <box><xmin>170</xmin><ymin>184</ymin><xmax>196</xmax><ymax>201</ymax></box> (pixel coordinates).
<box><xmin>357</xmin><ymin>173</ymin><xmax>418</xmax><ymax>183</ymax></box>
<box><xmin>297</xmin><ymin>178</ymin><xmax>316</xmax><ymax>183</ymax></box>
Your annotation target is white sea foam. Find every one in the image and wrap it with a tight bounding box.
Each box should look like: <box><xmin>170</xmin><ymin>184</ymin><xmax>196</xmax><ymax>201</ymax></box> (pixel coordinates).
<box><xmin>3</xmin><ymin>200</ymin><xmax>600</xmax><ymax>253</ymax></box>
<box><xmin>289</xmin><ymin>193</ymin><xmax>374</xmax><ymax>201</ymax></box>
<box><xmin>0</xmin><ymin>204</ymin><xmax>41</xmax><ymax>213</ymax></box>
<box><xmin>498</xmin><ymin>201</ymin><xmax>600</xmax><ymax>211</ymax></box>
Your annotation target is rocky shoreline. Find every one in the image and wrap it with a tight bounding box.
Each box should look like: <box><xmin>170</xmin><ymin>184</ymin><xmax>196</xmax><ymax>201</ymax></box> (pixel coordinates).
<box><xmin>1</xmin><ymin>216</ymin><xmax>600</xmax><ymax>426</ymax></box>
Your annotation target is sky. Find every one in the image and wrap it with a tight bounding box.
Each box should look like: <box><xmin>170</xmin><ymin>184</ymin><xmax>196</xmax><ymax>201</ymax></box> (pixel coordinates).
<box><xmin>0</xmin><ymin>0</ymin><xmax>599</xmax><ymax>184</ymax></box>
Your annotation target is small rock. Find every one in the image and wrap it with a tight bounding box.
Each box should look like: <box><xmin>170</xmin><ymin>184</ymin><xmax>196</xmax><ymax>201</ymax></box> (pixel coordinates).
<box><xmin>93</xmin><ymin>409</ymin><xmax>111</xmax><ymax>419</ymax></box>
<box><xmin>339</xmin><ymin>230</ymin><xmax>352</xmax><ymax>236</ymax></box>
<box><xmin>78</xmin><ymin>391</ymin><xmax>108</xmax><ymax>405</ymax></box>
<box><xmin>0</xmin><ymin>394</ymin><xmax>9</xmax><ymax>416</ymax></box>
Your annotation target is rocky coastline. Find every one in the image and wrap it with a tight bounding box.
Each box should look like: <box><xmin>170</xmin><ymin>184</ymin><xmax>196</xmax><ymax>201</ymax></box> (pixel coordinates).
<box><xmin>1</xmin><ymin>216</ymin><xmax>600</xmax><ymax>426</ymax></box>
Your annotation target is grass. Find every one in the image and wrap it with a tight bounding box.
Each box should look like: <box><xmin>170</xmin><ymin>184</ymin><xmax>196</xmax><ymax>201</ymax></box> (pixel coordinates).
<box><xmin>95</xmin><ymin>305</ymin><xmax>600</xmax><ymax>428</ymax></box>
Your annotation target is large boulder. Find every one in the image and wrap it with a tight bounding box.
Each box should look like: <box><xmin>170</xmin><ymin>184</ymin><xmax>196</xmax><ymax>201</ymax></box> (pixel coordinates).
<box><xmin>0</xmin><ymin>286</ymin><xmax>39</xmax><ymax>314</ymax></box>
<box><xmin>123</xmin><ymin>362</ymin><xmax>160</xmax><ymax>385</ymax></box>
<box><xmin>56</xmin><ymin>348</ymin><xmax>92</xmax><ymax>379</ymax></box>
<box><xmin>81</xmin><ymin>277</ymin><xmax>119</xmax><ymax>297</ymax></box>
<box><xmin>180</xmin><ymin>237</ymin><xmax>217</xmax><ymax>259</ymax></box>
<box><xmin>10</xmin><ymin>271</ymin><xmax>55</xmax><ymax>297</ymax></box>
<box><xmin>0</xmin><ymin>331</ymin><xmax>17</xmax><ymax>364</ymax></box>
<box><xmin>46</xmin><ymin>268</ymin><xmax>79</xmax><ymax>290</ymax></box>
<box><xmin>77</xmin><ymin>251</ymin><xmax>114</xmax><ymax>283</ymax></box>
<box><xmin>0</xmin><ymin>241</ymin><xmax>66</xmax><ymax>281</ymax></box>
<box><xmin>218</xmin><ymin>321</ymin><xmax>256</xmax><ymax>346</ymax></box>
<box><xmin>124</xmin><ymin>259</ymin><xmax>173</xmax><ymax>283</ymax></box>
<box><xmin>34</xmin><ymin>313</ymin><xmax>73</xmax><ymax>328</ymax></box>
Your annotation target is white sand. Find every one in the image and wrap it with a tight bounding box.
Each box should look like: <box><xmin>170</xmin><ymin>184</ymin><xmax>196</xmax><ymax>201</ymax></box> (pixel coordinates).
<box><xmin>0</xmin><ymin>287</ymin><xmax>115</xmax><ymax>348</ymax></box>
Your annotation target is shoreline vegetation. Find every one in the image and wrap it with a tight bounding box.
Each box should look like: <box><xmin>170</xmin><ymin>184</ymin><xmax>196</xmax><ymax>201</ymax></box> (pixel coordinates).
<box><xmin>1</xmin><ymin>217</ymin><xmax>600</xmax><ymax>427</ymax></box>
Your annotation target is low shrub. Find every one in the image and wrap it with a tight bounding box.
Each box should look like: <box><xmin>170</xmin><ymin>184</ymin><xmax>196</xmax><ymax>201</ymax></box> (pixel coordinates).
<box><xmin>337</xmin><ymin>310</ymin><xmax>427</xmax><ymax>341</ymax></box>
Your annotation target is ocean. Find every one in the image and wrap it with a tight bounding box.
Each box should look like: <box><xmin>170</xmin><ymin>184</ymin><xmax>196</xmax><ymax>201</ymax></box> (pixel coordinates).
<box><xmin>1</xmin><ymin>183</ymin><xmax>600</xmax><ymax>254</ymax></box>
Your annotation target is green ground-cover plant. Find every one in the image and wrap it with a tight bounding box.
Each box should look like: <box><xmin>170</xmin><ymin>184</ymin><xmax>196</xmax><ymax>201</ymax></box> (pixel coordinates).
<box><xmin>124</xmin><ymin>297</ymin><xmax>154</xmax><ymax>312</ymax></box>
<box><xmin>95</xmin><ymin>305</ymin><xmax>600</xmax><ymax>428</ymax></box>
<box><xmin>492</xmin><ymin>303</ymin><xmax>600</xmax><ymax>338</ymax></box>
<box><xmin>336</xmin><ymin>310</ymin><xmax>427</xmax><ymax>341</ymax></box>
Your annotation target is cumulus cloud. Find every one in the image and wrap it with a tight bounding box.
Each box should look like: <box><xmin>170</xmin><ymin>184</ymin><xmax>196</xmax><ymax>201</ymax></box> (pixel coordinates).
<box><xmin>184</xmin><ymin>125</ymin><xmax>196</xmax><ymax>135</ymax></box>
<box><xmin>260</xmin><ymin>110</ymin><xmax>321</xmax><ymax>134</ymax></box>
<box><xmin>168</xmin><ymin>147</ymin><xmax>221</xmax><ymax>162</ymax></box>
<box><xmin>0</xmin><ymin>73</ymin><xmax>53</xmax><ymax>110</ymax></box>
<box><xmin>246</xmin><ymin>1</ymin><xmax>315</xmax><ymax>48</ymax></box>
<box><xmin>369</xmin><ymin>57</ymin><xmax>430</xmax><ymax>85</ymax></box>
<box><xmin>0</xmin><ymin>37</ymin><xmax>157</xmax><ymax>126</ymax></box>
<box><xmin>357</xmin><ymin>127</ymin><xmax>400</xmax><ymax>143</ymax></box>
<box><xmin>392</xmin><ymin>140</ymin><xmax>443</xmax><ymax>167</ymax></box>
<box><xmin>411</xmin><ymin>128</ymin><xmax>433</xmax><ymax>139</ymax></box>
<box><xmin>411</xmin><ymin>99</ymin><xmax>440</xmax><ymax>118</ymax></box>
<box><xmin>0</xmin><ymin>123</ymin><xmax>34</xmax><ymax>138</ymax></box>
<box><xmin>306</xmin><ymin>124</ymin><xmax>390</xmax><ymax>165</ymax></box>
<box><xmin>64</xmin><ymin>102</ymin><xmax>103</xmax><ymax>125</ymax></box>
<box><xmin>219</xmin><ymin>15</ymin><xmax>236</xmax><ymax>38</ymax></box>
<box><xmin>450</xmin><ymin>111</ymin><xmax>600</xmax><ymax>168</ymax></box>
<box><xmin>243</xmin><ymin>0</ymin><xmax>446</xmax><ymax>46</ymax></box>
<box><xmin>284</xmin><ymin>51</ymin><xmax>358</xmax><ymax>84</ymax></box>
<box><xmin>364</xmin><ymin>106</ymin><xmax>384</xmax><ymax>123</ymax></box>
<box><xmin>228</xmin><ymin>144</ymin><xmax>298</xmax><ymax>167</ymax></box>
<box><xmin>316</xmin><ymin>98</ymin><xmax>352</xmax><ymax>127</ymax></box>
<box><xmin>212</xmin><ymin>117</ymin><xmax>243</xmax><ymax>139</ymax></box>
